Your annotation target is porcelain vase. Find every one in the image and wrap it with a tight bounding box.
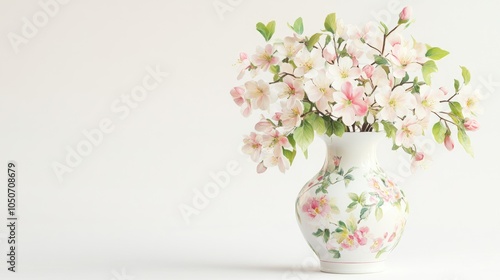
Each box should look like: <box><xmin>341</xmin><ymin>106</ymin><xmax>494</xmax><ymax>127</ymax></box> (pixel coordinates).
<box><xmin>295</xmin><ymin>132</ymin><xmax>409</xmax><ymax>274</ymax></box>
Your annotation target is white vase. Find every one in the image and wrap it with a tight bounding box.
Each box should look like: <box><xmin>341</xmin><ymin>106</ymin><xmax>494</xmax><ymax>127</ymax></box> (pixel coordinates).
<box><xmin>295</xmin><ymin>132</ymin><xmax>409</xmax><ymax>274</ymax></box>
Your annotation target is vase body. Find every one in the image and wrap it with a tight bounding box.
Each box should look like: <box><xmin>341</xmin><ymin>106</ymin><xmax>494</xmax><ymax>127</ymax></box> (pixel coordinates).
<box><xmin>295</xmin><ymin>132</ymin><xmax>409</xmax><ymax>274</ymax></box>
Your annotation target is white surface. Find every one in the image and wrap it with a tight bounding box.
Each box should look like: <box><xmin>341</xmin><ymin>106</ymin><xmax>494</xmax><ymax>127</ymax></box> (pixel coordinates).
<box><xmin>0</xmin><ymin>0</ymin><xmax>499</xmax><ymax>279</ymax></box>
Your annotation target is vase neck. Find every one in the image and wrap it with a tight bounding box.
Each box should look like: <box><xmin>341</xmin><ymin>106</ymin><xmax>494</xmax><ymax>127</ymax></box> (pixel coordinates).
<box><xmin>321</xmin><ymin>133</ymin><xmax>383</xmax><ymax>170</ymax></box>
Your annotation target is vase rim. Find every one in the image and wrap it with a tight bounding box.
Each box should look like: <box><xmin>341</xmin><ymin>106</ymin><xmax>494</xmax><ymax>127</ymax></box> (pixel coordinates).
<box><xmin>319</xmin><ymin>131</ymin><xmax>385</xmax><ymax>142</ymax></box>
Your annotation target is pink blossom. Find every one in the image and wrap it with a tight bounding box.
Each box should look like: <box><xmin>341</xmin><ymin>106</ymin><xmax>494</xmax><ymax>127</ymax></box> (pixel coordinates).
<box><xmin>395</xmin><ymin>116</ymin><xmax>423</xmax><ymax>148</ymax></box>
<box><xmin>255</xmin><ymin>116</ymin><xmax>274</xmax><ymax>133</ymax></box>
<box><xmin>388</xmin><ymin>42</ymin><xmax>421</xmax><ymax>78</ymax></box>
<box><xmin>294</xmin><ymin>49</ymin><xmax>323</xmax><ymax>78</ymax></box>
<box><xmin>439</xmin><ymin>86</ymin><xmax>449</xmax><ymax>95</ymax></box>
<box><xmin>370</xmin><ymin>238</ymin><xmax>384</xmax><ymax>253</ymax></box>
<box><xmin>444</xmin><ymin>135</ymin><xmax>454</xmax><ymax>151</ymax></box>
<box><xmin>399</xmin><ymin>6</ymin><xmax>412</xmax><ymax>24</ymax></box>
<box><xmin>332</xmin><ymin>81</ymin><xmax>368</xmax><ymax>126</ymax></box>
<box><xmin>464</xmin><ymin>118</ymin><xmax>480</xmax><ymax>131</ymax></box>
<box><xmin>340</xmin><ymin>235</ymin><xmax>358</xmax><ymax>250</ymax></box>
<box><xmin>354</xmin><ymin>227</ymin><xmax>369</xmax><ymax>246</ymax></box>
<box><xmin>263</xmin><ymin>129</ymin><xmax>292</xmax><ymax>152</ymax></box>
<box><xmin>304</xmin><ymin>70</ymin><xmax>334</xmax><ymax>114</ymax></box>
<box><xmin>231</xmin><ymin>86</ymin><xmax>253</xmax><ymax>117</ymax></box>
<box><xmin>263</xmin><ymin>148</ymin><xmax>290</xmax><ymax>173</ymax></box>
<box><xmin>276</xmin><ymin>36</ymin><xmax>303</xmax><ymax>58</ymax></box>
<box><xmin>236</xmin><ymin>52</ymin><xmax>251</xmax><ymax>80</ymax></box>
<box><xmin>302</xmin><ymin>196</ymin><xmax>330</xmax><ymax>218</ymax></box>
<box><xmin>362</xmin><ymin>65</ymin><xmax>375</xmax><ymax>79</ymax></box>
<box><xmin>322</xmin><ymin>46</ymin><xmax>336</xmax><ymax>63</ymax></box>
<box><xmin>251</xmin><ymin>44</ymin><xmax>279</xmax><ymax>71</ymax></box>
<box><xmin>388</xmin><ymin>232</ymin><xmax>397</xmax><ymax>242</ymax></box>
<box><xmin>230</xmin><ymin>86</ymin><xmax>245</xmax><ymax>106</ymax></box>
<box><xmin>275</xmin><ymin>76</ymin><xmax>305</xmax><ymax>100</ymax></box>
<box><xmin>329</xmin><ymin>57</ymin><xmax>362</xmax><ymax>89</ymax></box>
<box><xmin>411</xmin><ymin>151</ymin><xmax>432</xmax><ymax>172</ymax></box>
<box><xmin>414</xmin><ymin>85</ymin><xmax>444</xmax><ymax>119</ymax></box>
<box><xmin>242</xmin><ymin>133</ymin><xmax>263</xmax><ymax>162</ymax></box>
<box><xmin>281</xmin><ymin>99</ymin><xmax>304</xmax><ymax>130</ymax></box>
<box><xmin>272</xmin><ymin>112</ymin><xmax>282</xmax><ymax>121</ymax></box>
<box><xmin>245</xmin><ymin>80</ymin><xmax>272</xmax><ymax>110</ymax></box>
<box><xmin>333</xmin><ymin>156</ymin><xmax>342</xmax><ymax>167</ymax></box>
<box><xmin>256</xmin><ymin>161</ymin><xmax>267</xmax><ymax>173</ymax></box>
<box><xmin>376</xmin><ymin>86</ymin><xmax>416</xmax><ymax>122</ymax></box>
<box><xmin>458</xmin><ymin>88</ymin><xmax>483</xmax><ymax>117</ymax></box>
<box><xmin>414</xmin><ymin>152</ymin><xmax>425</xmax><ymax>162</ymax></box>
<box><xmin>347</xmin><ymin>22</ymin><xmax>375</xmax><ymax>43</ymax></box>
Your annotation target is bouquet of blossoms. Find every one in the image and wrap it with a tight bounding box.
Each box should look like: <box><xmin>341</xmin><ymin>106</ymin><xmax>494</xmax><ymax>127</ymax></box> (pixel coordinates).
<box><xmin>230</xmin><ymin>7</ymin><xmax>482</xmax><ymax>173</ymax></box>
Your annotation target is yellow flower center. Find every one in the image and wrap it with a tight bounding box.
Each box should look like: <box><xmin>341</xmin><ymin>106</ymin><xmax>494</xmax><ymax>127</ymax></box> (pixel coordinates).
<box><xmin>467</xmin><ymin>98</ymin><xmax>475</xmax><ymax>108</ymax></box>
<box><xmin>341</xmin><ymin>70</ymin><xmax>349</xmax><ymax>79</ymax></box>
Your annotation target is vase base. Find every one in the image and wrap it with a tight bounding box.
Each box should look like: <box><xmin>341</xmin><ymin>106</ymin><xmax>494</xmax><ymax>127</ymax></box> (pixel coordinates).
<box><xmin>320</xmin><ymin>260</ymin><xmax>385</xmax><ymax>274</ymax></box>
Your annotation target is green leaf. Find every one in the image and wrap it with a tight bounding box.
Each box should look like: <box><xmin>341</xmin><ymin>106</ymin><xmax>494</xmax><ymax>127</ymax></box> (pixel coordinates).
<box><xmin>338</xmin><ymin>221</ymin><xmax>347</xmax><ymax>229</ymax></box>
<box><xmin>256</xmin><ymin>21</ymin><xmax>276</xmax><ymax>41</ymax></box>
<box><xmin>270</xmin><ymin>65</ymin><xmax>280</xmax><ymax>75</ymax></box>
<box><xmin>458</xmin><ymin>129</ymin><xmax>474</xmax><ymax>156</ymax></box>
<box><xmin>256</xmin><ymin>22</ymin><xmax>268</xmax><ymax>41</ymax></box>
<box><xmin>348</xmin><ymin>193</ymin><xmax>359</xmax><ymax>201</ymax></box>
<box><xmin>401</xmin><ymin>72</ymin><xmax>410</xmax><ymax>84</ymax></box>
<box><xmin>375</xmin><ymin>207</ymin><xmax>383</xmax><ymax>222</ymax></box>
<box><xmin>432</xmin><ymin>121</ymin><xmax>447</xmax><ymax>143</ymax></box>
<box><xmin>380</xmin><ymin>22</ymin><xmax>389</xmax><ymax>35</ymax></box>
<box><xmin>324</xmin><ymin>34</ymin><xmax>332</xmax><ymax>46</ymax></box>
<box><xmin>374</xmin><ymin>55</ymin><xmax>389</xmax><ymax>65</ymax></box>
<box><xmin>328</xmin><ymin>250</ymin><xmax>341</xmax><ymax>259</ymax></box>
<box><xmin>381</xmin><ymin>121</ymin><xmax>397</xmax><ymax>138</ymax></box>
<box><xmin>287</xmin><ymin>134</ymin><xmax>296</xmax><ymax>149</ymax></box>
<box><xmin>344</xmin><ymin>174</ymin><xmax>354</xmax><ymax>181</ymax></box>
<box><xmin>324</xmin><ymin>117</ymin><xmax>334</xmax><ymax>137</ymax></box>
<box><xmin>425</xmin><ymin>47</ymin><xmax>450</xmax><ymax>60</ymax></box>
<box><xmin>449</xmin><ymin>101</ymin><xmax>464</xmax><ymax>119</ymax></box>
<box><xmin>293</xmin><ymin>121</ymin><xmax>315</xmax><ymax>154</ymax></box>
<box><xmin>422</xmin><ymin>60</ymin><xmax>438</xmax><ymax>85</ymax></box>
<box><xmin>360</xmin><ymin>207</ymin><xmax>370</xmax><ymax>220</ymax></box>
<box><xmin>454</xmin><ymin>79</ymin><xmax>460</xmax><ymax>92</ymax></box>
<box><xmin>460</xmin><ymin>66</ymin><xmax>471</xmax><ymax>85</ymax></box>
<box><xmin>373</xmin><ymin>122</ymin><xmax>380</xmax><ymax>132</ymax></box>
<box><xmin>306</xmin><ymin>33</ymin><xmax>321</xmax><ymax>51</ymax></box>
<box><xmin>377</xmin><ymin>199</ymin><xmax>384</xmax><ymax>207</ymax></box>
<box><xmin>375</xmin><ymin>247</ymin><xmax>387</xmax><ymax>259</ymax></box>
<box><xmin>312</xmin><ymin>229</ymin><xmax>324</xmax><ymax>237</ymax></box>
<box><xmin>323</xmin><ymin>229</ymin><xmax>330</xmax><ymax>243</ymax></box>
<box><xmin>332</xmin><ymin>120</ymin><xmax>345</xmax><ymax>137</ymax></box>
<box><xmin>266</xmin><ymin>21</ymin><xmax>276</xmax><ymax>40</ymax></box>
<box><xmin>359</xmin><ymin>192</ymin><xmax>367</xmax><ymax>205</ymax></box>
<box><xmin>303</xmin><ymin>102</ymin><xmax>312</xmax><ymax>113</ymax></box>
<box><xmin>312</xmin><ymin>115</ymin><xmax>326</xmax><ymax>134</ymax></box>
<box><xmin>346</xmin><ymin>201</ymin><xmax>358</xmax><ymax>212</ymax></box>
<box><xmin>293</xmin><ymin>17</ymin><xmax>304</xmax><ymax>35</ymax></box>
<box><xmin>324</xmin><ymin>13</ymin><xmax>337</xmax><ymax>33</ymax></box>
<box><xmin>282</xmin><ymin>148</ymin><xmax>297</xmax><ymax>165</ymax></box>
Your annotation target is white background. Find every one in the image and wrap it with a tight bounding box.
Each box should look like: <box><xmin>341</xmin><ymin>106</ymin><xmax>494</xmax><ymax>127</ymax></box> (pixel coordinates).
<box><xmin>0</xmin><ymin>0</ymin><xmax>499</xmax><ymax>279</ymax></box>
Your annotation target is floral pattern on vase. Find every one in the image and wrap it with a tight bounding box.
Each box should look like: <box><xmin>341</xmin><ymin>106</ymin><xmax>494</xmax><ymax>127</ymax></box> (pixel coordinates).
<box><xmin>295</xmin><ymin>133</ymin><xmax>409</xmax><ymax>273</ymax></box>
